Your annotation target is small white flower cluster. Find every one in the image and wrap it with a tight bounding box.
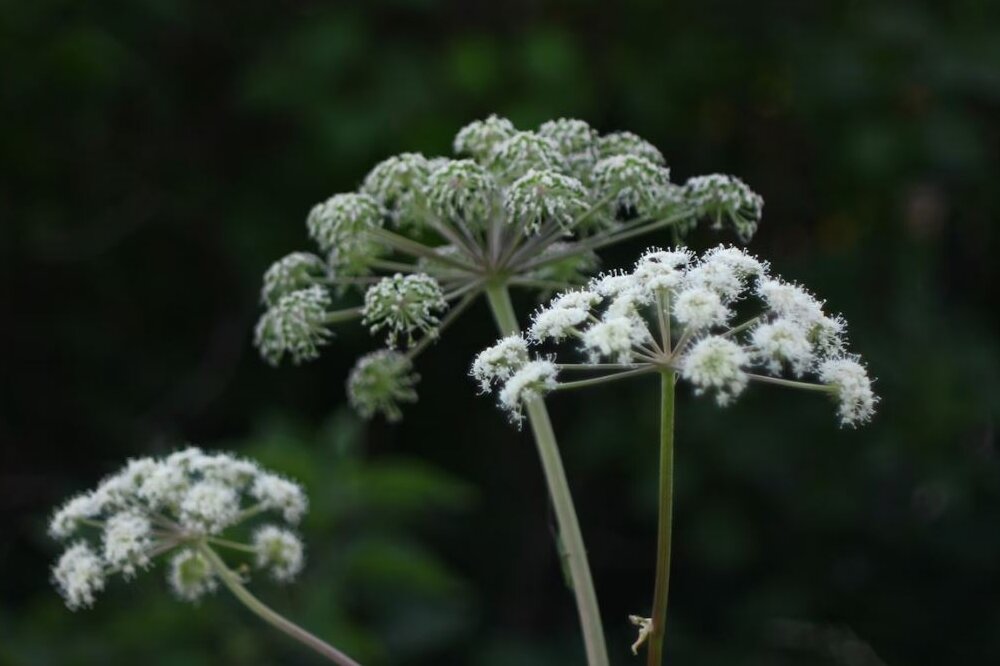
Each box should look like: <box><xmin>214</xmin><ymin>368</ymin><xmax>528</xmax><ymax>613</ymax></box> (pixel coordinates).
<box><xmin>260</xmin><ymin>252</ymin><xmax>329</xmax><ymax>306</ymax></box>
<box><xmin>306</xmin><ymin>193</ymin><xmax>383</xmax><ymax>253</ymax></box>
<box><xmin>362</xmin><ymin>273</ymin><xmax>448</xmax><ymax>347</ymax></box>
<box><xmin>474</xmin><ymin>245</ymin><xmax>877</xmax><ymax>426</ymax></box>
<box><xmin>347</xmin><ymin>349</ymin><xmax>420</xmax><ymax>422</ymax></box>
<box><xmin>254</xmin><ymin>285</ymin><xmax>333</xmax><ymax>366</ymax></box>
<box><xmin>49</xmin><ymin>447</ymin><xmax>308</xmax><ymax>610</ymax></box>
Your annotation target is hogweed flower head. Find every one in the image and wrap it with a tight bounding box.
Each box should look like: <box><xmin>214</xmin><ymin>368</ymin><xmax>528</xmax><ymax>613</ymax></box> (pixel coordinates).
<box><xmin>347</xmin><ymin>350</ymin><xmax>420</xmax><ymax>422</ymax></box>
<box><xmin>49</xmin><ymin>446</ymin><xmax>308</xmax><ymax>610</ymax></box>
<box><xmin>257</xmin><ymin>115</ymin><xmax>764</xmax><ymax>421</ymax></box>
<box><xmin>475</xmin><ymin>244</ymin><xmax>877</xmax><ymax>426</ymax></box>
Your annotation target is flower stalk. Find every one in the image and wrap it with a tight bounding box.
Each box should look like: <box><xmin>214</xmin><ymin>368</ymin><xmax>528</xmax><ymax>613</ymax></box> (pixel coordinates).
<box><xmin>484</xmin><ymin>282</ymin><xmax>610</xmax><ymax>666</ymax></box>
<box><xmin>199</xmin><ymin>543</ymin><xmax>361</xmax><ymax>666</ymax></box>
<box><xmin>647</xmin><ymin>370</ymin><xmax>676</xmax><ymax>666</ymax></box>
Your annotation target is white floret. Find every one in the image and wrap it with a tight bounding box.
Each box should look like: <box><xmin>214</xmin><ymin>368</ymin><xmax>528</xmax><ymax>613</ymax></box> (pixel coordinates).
<box><xmin>179</xmin><ymin>480</ymin><xmax>240</xmax><ymax>534</ymax></box>
<box><xmin>250</xmin><ymin>473</ymin><xmax>308</xmax><ymax>524</ymax></box>
<box><xmin>680</xmin><ymin>336</ymin><xmax>750</xmax><ymax>405</ymax></box>
<box><xmin>750</xmin><ymin>318</ymin><xmax>814</xmax><ymax>376</ymax></box>
<box><xmin>470</xmin><ymin>335</ymin><xmax>530</xmax><ymax>391</ymax></box>
<box><xmin>581</xmin><ymin>315</ymin><xmax>650</xmax><ymax>364</ymax></box>
<box><xmin>102</xmin><ymin>512</ymin><xmax>153</xmax><ymax>577</ymax></box>
<box><xmin>137</xmin><ymin>461</ymin><xmax>189</xmax><ymax>510</ymax></box>
<box><xmin>53</xmin><ymin>542</ymin><xmax>106</xmax><ymax>610</ymax></box>
<box><xmin>253</xmin><ymin>525</ymin><xmax>305</xmax><ymax>583</ymax></box>
<box><xmin>498</xmin><ymin>360</ymin><xmax>559</xmax><ymax>423</ymax></box>
<box><xmin>818</xmin><ymin>357</ymin><xmax>877</xmax><ymax>426</ymax></box>
<box><xmin>757</xmin><ymin>278</ymin><xmax>825</xmax><ymax>323</ymax></box>
<box><xmin>49</xmin><ymin>492</ymin><xmax>105</xmax><ymax>540</ymax></box>
<box><xmin>633</xmin><ymin>248</ymin><xmax>692</xmax><ymax>295</ymax></box>
<box><xmin>528</xmin><ymin>291</ymin><xmax>601</xmax><ymax>343</ymax></box>
<box><xmin>673</xmin><ymin>287</ymin><xmax>732</xmax><ymax>331</ymax></box>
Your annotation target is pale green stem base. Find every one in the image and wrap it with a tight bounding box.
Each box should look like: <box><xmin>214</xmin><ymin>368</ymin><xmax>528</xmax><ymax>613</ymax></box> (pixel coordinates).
<box><xmin>484</xmin><ymin>283</ymin><xmax>610</xmax><ymax>666</ymax></box>
<box><xmin>199</xmin><ymin>544</ymin><xmax>361</xmax><ymax>666</ymax></box>
<box><xmin>647</xmin><ymin>371</ymin><xmax>675</xmax><ymax>666</ymax></box>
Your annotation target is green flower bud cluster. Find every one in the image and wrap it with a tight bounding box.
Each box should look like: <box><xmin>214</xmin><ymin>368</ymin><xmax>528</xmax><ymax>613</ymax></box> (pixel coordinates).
<box><xmin>362</xmin><ymin>273</ymin><xmax>448</xmax><ymax>347</ymax></box>
<box><xmin>347</xmin><ymin>350</ymin><xmax>420</xmax><ymax>422</ymax></box>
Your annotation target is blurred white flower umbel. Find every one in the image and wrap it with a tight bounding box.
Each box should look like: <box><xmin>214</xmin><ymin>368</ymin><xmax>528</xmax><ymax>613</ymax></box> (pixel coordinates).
<box><xmin>48</xmin><ymin>447</ymin><xmax>358</xmax><ymax>665</ymax></box>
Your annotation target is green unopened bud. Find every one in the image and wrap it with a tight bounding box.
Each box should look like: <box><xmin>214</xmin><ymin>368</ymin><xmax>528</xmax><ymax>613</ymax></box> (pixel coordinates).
<box><xmin>425</xmin><ymin>159</ymin><xmax>498</xmax><ymax>229</ymax></box>
<box><xmin>362</xmin><ymin>152</ymin><xmax>431</xmax><ymax>230</ymax></box>
<box><xmin>261</xmin><ymin>252</ymin><xmax>328</xmax><ymax>306</ymax></box>
<box><xmin>306</xmin><ymin>193</ymin><xmax>383</xmax><ymax>253</ymax></box>
<box><xmin>504</xmin><ymin>169</ymin><xmax>590</xmax><ymax>235</ymax></box>
<box><xmin>347</xmin><ymin>350</ymin><xmax>420</xmax><ymax>422</ymax></box>
<box><xmin>488</xmin><ymin>131</ymin><xmax>566</xmax><ymax>182</ymax></box>
<box><xmin>598</xmin><ymin>131</ymin><xmax>666</xmax><ymax>165</ymax></box>
<box><xmin>537</xmin><ymin>118</ymin><xmax>598</xmax><ymax>180</ymax></box>
<box><xmin>683</xmin><ymin>174</ymin><xmax>763</xmax><ymax>242</ymax></box>
<box><xmin>592</xmin><ymin>154</ymin><xmax>672</xmax><ymax>218</ymax></box>
<box><xmin>453</xmin><ymin>115</ymin><xmax>516</xmax><ymax>162</ymax></box>
<box><xmin>254</xmin><ymin>285</ymin><xmax>332</xmax><ymax>366</ymax></box>
<box><xmin>362</xmin><ymin>273</ymin><xmax>447</xmax><ymax>347</ymax></box>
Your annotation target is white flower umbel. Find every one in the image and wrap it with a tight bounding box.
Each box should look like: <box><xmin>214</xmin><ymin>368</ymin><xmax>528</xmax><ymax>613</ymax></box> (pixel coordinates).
<box><xmin>474</xmin><ymin>245</ymin><xmax>878</xmax><ymax>664</ymax></box>
<box><xmin>475</xmin><ymin>244</ymin><xmax>877</xmax><ymax>425</ymax></box>
<box><xmin>48</xmin><ymin>447</ymin><xmax>308</xmax><ymax>607</ymax></box>
<box><xmin>48</xmin><ymin>447</ymin><xmax>360</xmax><ymax>665</ymax></box>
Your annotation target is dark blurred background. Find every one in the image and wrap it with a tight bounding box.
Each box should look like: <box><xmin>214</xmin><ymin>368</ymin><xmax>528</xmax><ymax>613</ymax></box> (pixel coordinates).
<box><xmin>3</xmin><ymin>1</ymin><xmax>999</xmax><ymax>664</ymax></box>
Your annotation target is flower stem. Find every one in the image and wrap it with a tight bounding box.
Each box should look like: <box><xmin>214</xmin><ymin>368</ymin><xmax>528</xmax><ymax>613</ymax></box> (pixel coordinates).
<box><xmin>647</xmin><ymin>370</ymin><xmax>676</xmax><ymax>666</ymax></box>
<box><xmin>198</xmin><ymin>544</ymin><xmax>361</xmax><ymax>666</ymax></box>
<box><xmin>483</xmin><ymin>282</ymin><xmax>609</xmax><ymax>666</ymax></box>
<box><xmin>554</xmin><ymin>366</ymin><xmax>658</xmax><ymax>392</ymax></box>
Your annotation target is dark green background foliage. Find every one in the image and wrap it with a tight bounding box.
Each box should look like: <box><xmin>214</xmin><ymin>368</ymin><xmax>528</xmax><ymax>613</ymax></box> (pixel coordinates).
<box><xmin>3</xmin><ymin>1</ymin><xmax>999</xmax><ymax>664</ymax></box>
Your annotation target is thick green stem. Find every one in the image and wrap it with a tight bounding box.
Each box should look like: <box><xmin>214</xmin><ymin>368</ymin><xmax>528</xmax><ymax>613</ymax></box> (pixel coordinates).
<box><xmin>483</xmin><ymin>283</ymin><xmax>609</xmax><ymax>666</ymax></box>
<box><xmin>486</xmin><ymin>283</ymin><xmax>608</xmax><ymax>666</ymax></box>
<box><xmin>199</xmin><ymin>544</ymin><xmax>361</xmax><ymax>666</ymax></box>
<box><xmin>647</xmin><ymin>371</ymin><xmax>676</xmax><ymax>666</ymax></box>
